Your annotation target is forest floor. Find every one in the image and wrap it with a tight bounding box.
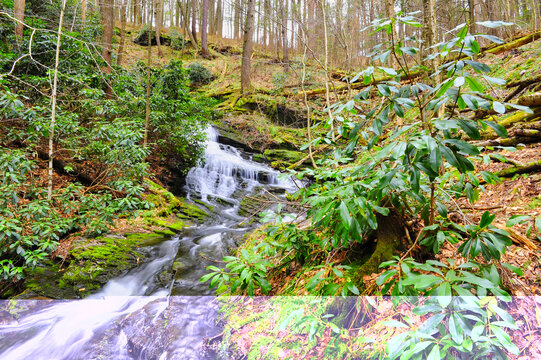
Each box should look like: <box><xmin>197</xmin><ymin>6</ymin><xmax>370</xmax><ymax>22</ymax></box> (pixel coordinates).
<box><xmin>113</xmin><ymin>30</ymin><xmax>541</xmax><ymax>298</ymax></box>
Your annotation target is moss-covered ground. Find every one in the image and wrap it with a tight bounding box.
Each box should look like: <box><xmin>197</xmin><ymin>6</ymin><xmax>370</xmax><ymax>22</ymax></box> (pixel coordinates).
<box><xmin>16</xmin><ymin>179</ymin><xmax>209</xmax><ymax>299</ymax></box>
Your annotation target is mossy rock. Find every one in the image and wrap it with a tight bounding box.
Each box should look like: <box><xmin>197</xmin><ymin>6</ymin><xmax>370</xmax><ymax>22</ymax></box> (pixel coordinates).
<box><xmin>125</xmin><ymin>232</ymin><xmax>168</xmax><ymax>246</ymax></box>
<box><xmin>58</xmin><ymin>236</ymin><xmax>151</xmax><ymax>296</ymax></box>
<box><xmin>20</xmin><ymin>262</ymin><xmax>83</xmax><ymax>299</ymax></box>
<box><xmin>263</xmin><ymin>149</ymin><xmax>305</xmax><ymax>169</ymax></box>
<box><xmin>147</xmin><ymin>218</ymin><xmax>186</xmax><ymax>233</ymax></box>
<box><xmin>145</xmin><ymin>180</ymin><xmax>208</xmax><ymax>221</ymax></box>
<box><xmin>21</xmin><ymin>232</ymin><xmax>169</xmax><ymax>298</ymax></box>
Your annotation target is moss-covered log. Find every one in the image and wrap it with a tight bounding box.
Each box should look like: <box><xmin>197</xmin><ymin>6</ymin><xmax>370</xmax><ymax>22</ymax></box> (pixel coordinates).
<box><xmin>517</xmin><ymin>92</ymin><xmax>541</xmax><ymax>107</ymax></box>
<box><xmin>289</xmin><ymin>71</ymin><xmax>422</xmax><ymax>98</ymax></box>
<box><xmin>506</xmin><ymin>73</ymin><xmax>541</xmax><ymax>89</ymax></box>
<box><xmin>495</xmin><ymin>159</ymin><xmax>541</xmax><ymax>178</ymax></box>
<box><xmin>486</xmin><ymin>31</ymin><xmax>541</xmax><ymax>55</ymax></box>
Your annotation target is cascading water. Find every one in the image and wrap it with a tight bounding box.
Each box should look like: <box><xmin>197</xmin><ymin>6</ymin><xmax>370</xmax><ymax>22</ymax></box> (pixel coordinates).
<box><xmin>0</xmin><ymin>127</ymin><xmax>294</xmax><ymax>360</ymax></box>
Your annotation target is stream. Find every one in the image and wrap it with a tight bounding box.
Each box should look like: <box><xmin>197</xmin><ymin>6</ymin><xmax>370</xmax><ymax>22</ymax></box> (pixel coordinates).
<box><xmin>0</xmin><ymin>127</ymin><xmax>294</xmax><ymax>360</ymax></box>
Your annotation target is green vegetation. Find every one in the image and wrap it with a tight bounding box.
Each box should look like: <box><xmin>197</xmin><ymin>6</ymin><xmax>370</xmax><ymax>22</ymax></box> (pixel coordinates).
<box><xmin>204</xmin><ymin>16</ymin><xmax>531</xmax><ymax>359</ymax></box>
<box><xmin>0</xmin><ymin>4</ymin><xmax>215</xmax><ymax>291</ymax></box>
<box><xmin>187</xmin><ymin>62</ymin><xmax>214</xmax><ymax>86</ymax></box>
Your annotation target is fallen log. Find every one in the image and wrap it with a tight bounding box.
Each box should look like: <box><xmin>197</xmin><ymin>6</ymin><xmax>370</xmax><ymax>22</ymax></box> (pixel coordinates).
<box><xmin>506</xmin><ymin>73</ymin><xmax>541</xmax><ymax>89</ymax></box>
<box><xmin>485</xmin><ymin>31</ymin><xmax>541</xmax><ymax>55</ymax></box>
<box><xmin>36</xmin><ymin>150</ymin><xmax>94</xmax><ymax>186</ymax></box>
<box><xmin>289</xmin><ymin>71</ymin><xmax>422</xmax><ymax>98</ymax></box>
<box><xmin>495</xmin><ymin>159</ymin><xmax>541</xmax><ymax>178</ymax></box>
<box><xmin>517</xmin><ymin>92</ymin><xmax>541</xmax><ymax>107</ymax></box>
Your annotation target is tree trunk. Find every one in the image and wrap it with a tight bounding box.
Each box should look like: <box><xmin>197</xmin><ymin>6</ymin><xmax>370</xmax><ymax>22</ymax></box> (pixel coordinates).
<box><xmin>144</xmin><ymin>2</ymin><xmax>152</xmax><ymax>151</ymax></box>
<box><xmin>155</xmin><ymin>0</ymin><xmax>164</xmax><ymax>57</ymax></box>
<box><xmin>307</xmin><ymin>0</ymin><xmax>315</xmax><ymax>51</ymax></box>
<box><xmin>353</xmin><ymin>212</ymin><xmax>406</xmax><ymax>282</ymax></box>
<box><xmin>14</xmin><ymin>0</ymin><xmax>25</xmax><ymax>40</ymax></box>
<box><xmin>240</xmin><ymin>0</ymin><xmax>255</xmax><ymax>94</ymax></box>
<box><xmin>234</xmin><ymin>0</ymin><xmax>241</xmax><ymax>39</ymax></box>
<box><xmin>281</xmin><ymin>0</ymin><xmax>289</xmax><ymax>66</ymax></box>
<box><xmin>201</xmin><ymin>0</ymin><xmax>210</xmax><ymax>57</ymax></box>
<box><xmin>48</xmin><ymin>0</ymin><xmax>67</xmax><ymax>201</ymax></box>
<box><xmin>469</xmin><ymin>0</ymin><xmax>476</xmax><ymax>34</ymax></box>
<box><xmin>215</xmin><ymin>0</ymin><xmax>222</xmax><ymax>37</ymax></box>
<box><xmin>82</xmin><ymin>0</ymin><xmax>87</xmax><ymax>27</ymax></box>
<box><xmin>117</xmin><ymin>0</ymin><xmax>128</xmax><ymax>65</ymax></box>
<box><xmin>191</xmin><ymin>0</ymin><xmax>197</xmax><ymax>43</ymax></box>
<box><xmin>101</xmin><ymin>0</ymin><xmax>114</xmax><ymax>99</ymax></box>
<box><xmin>385</xmin><ymin>0</ymin><xmax>397</xmax><ymax>67</ymax></box>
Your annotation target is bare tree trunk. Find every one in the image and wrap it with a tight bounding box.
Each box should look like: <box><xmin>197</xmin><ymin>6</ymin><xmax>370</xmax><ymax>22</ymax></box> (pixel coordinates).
<box><xmin>321</xmin><ymin>0</ymin><xmax>334</xmax><ymax>140</ymax></box>
<box><xmin>422</xmin><ymin>0</ymin><xmax>437</xmax><ymax>70</ymax></box>
<box><xmin>385</xmin><ymin>0</ymin><xmax>397</xmax><ymax>67</ymax></box>
<box><xmin>215</xmin><ymin>0</ymin><xmax>222</xmax><ymax>37</ymax></box>
<box><xmin>155</xmin><ymin>0</ymin><xmax>164</xmax><ymax>57</ymax></box>
<box><xmin>144</xmin><ymin>0</ymin><xmax>152</xmax><ymax>151</ymax></box>
<box><xmin>191</xmin><ymin>0</ymin><xmax>198</xmax><ymax>43</ymax></box>
<box><xmin>307</xmin><ymin>0</ymin><xmax>314</xmax><ymax>50</ymax></box>
<box><xmin>169</xmin><ymin>0</ymin><xmax>174</xmax><ymax>27</ymax></box>
<box><xmin>469</xmin><ymin>0</ymin><xmax>476</xmax><ymax>34</ymax></box>
<box><xmin>201</xmin><ymin>0</ymin><xmax>210</xmax><ymax>57</ymax></box>
<box><xmin>82</xmin><ymin>0</ymin><xmax>87</xmax><ymax>27</ymax></box>
<box><xmin>281</xmin><ymin>0</ymin><xmax>289</xmax><ymax>67</ymax></box>
<box><xmin>240</xmin><ymin>0</ymin><xmax>255</xmax><ymax>94</ymax></box>
<box><xmin>117</xmin><ymin>0</ymin><xmax>128</xmax><ymax>65</ymax></box>
<box><xmin>101</xmin><ymin>0</ymin><xmax>114</xmax><ymax>99</ymax></box>
<box><xmin>14</xmin><ymin>0</ymin><xmax>25</xmax><ymax>40</ymax></box>
<box><xmin>48</xmin><ymin>0</ymin><xmax>67</xmax><ymax>201</ymax></box>
<box><xmin>234</xmin><ymin>0</ymin><xmax>240</xmax><ymax>39</ymax></box>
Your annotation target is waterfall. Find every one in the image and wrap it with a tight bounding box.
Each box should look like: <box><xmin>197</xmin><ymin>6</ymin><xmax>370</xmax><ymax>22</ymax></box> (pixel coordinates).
<box><xmin>0</xmin><ymin>126</ymin><xmax>293</xmax><ymax>360</ymax></box>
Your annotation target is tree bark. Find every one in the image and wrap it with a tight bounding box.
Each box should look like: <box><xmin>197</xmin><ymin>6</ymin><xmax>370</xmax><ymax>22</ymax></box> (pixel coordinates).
<box><xmin>469</xmin><ymin>0</ymin><xmax>476</xmax><ymax>34</ymax></box>
<box><xmin>155</xmin><ymin>0</ymin><xmax>164</xmax><ymax>57</ymax></box>
<box><xmin>191</xmin><ymin>0</ymin><xmax>198</xmax><ymax>43</ymax></box>
<box><xmin>281</xmin><ymin>0</ymin><xmax>289</xmax><ymax>66</ymax></box>
<box><xmin>117</xmin><ymin>0</ymin><xmax>128</xmax><ymax>65</ymax></box>
<box><xmin>48</xmin><ymin>0</ymin><xmax>67</xmax><ymax>201</ymax></box>
<box><xmin>517</xmin><ymin>92</ymin><xmax>541</xmax><ymax>107</ymax></box>
<box><xmin>82</xmin><ymin>0</ymin><xmax>87</xmax><ymax>27</ymax></box>
<box><xmin>14</xmin><ymin>0</ymin><xmax>25</xmax><ymax>40</ymax></box>
<box><xmin>144</xmin><ymin>2</ymin><xmax>152</xmax><ymax>151</ymax></box>
<box><xmin>240</xmin><ymin>0</ymin><xmax>255</xmax><ymax>94</ymax></box>
<box><xmin>101</xmin><ymin>0</ymin><xmax>114</xmax><ymax>99</ymax></box>
<box><xmin>201</xmin><ymin>0</ymin><xmax>210</xmax><ymax>57</ymax></box>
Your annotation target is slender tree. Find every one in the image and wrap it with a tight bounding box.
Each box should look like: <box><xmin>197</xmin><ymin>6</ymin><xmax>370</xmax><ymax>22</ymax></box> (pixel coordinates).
<box><xmin>144</xmin><ymin>0</ymin><xmax>153</xmax><ymax>151</ymax></box>
<box><xmin>48</xmin><ymin>0</ymin><xmax>67</xmax><ymax>201</ymax></box>
<box><xmin>14</xmin><ymin>0</ymin><xmax>25</xmax><ymax>40</ymax></box>
<box><xmin>201</xmin><ymin>0</ymin><xmax>210</xmax><ymax>57</ymax></box>
<box><xmin>117</xmin><ymin>0</ymin><xmax>128</xmax><ymax>65</ymax></box>
<box><xmin>240</xmin><ymin>0</ymin><xmax>255</xmax><ymax>94</ymax></box>
<box><xmin>191</xmin><ymin>0</ymin><xmax>197</xmax><ymax>43</ymax></box>
<box><xmin>101</xmin><ymin>0</ymin><xmax>114</xmax><ymax>98</ymax></box>
<box><xmin>469</xmin><ymin>0</ymin><xmax>476</xmax><ymax>34</ymax></box>
<box><xmin>280</xmin><ymin>0</ymin><xmax>289</xmax><ymax>66</ymax></box>
<box><xmin>155</xmin><ymin>0</ymin><xmax>164</xmax><ymax>57</ymax></box>
<box><xmin>82</xmin><ymin>0</ymin><xmax>87</xmax><ymax>27</ymax></box>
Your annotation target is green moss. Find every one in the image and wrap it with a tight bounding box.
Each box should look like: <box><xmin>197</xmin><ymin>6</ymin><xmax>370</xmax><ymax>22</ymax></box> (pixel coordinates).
<box><xmin>263</xmin><ymin>149</ymin><xmax>305</xmax><ymax>169</ymax></box>
<box><xmin>147</xmin><ymin>218</ymin><xmax>186</xmax><ymax>233</ymax></box>
<box><xmin>145</xmin><ymin>180</ymin><xmax>208</xmax><ymax>221</ymax></box>
<box><xmin>125</xmin><ymin>232</ymin><xmax>168</xmax><ymax>246</ymax></box>
<box><xmin>154</xmin><ymin>229</ymin><xmax>176</xmax><ymax>237</ymax></box>
<box><xmin>56</xmin><ymin>235</ymin><xmax>153</xmax><ymax>296</ymax></box>
<box><xmin>528</xmin><ymin>195</ymin><xmax>541</xmax><ymax>209</ymax></box>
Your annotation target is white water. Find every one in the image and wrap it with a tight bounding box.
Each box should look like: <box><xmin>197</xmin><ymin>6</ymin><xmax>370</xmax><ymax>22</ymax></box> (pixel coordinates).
<box><xmin>0</xmin><ymin>127</ymin><xmax>294</xmax><ymax>360</ymax></box>
<box><xmin>185</xmin><ymin>127</ymin><xmax>292</xmax><ymax>204</ymax></box>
